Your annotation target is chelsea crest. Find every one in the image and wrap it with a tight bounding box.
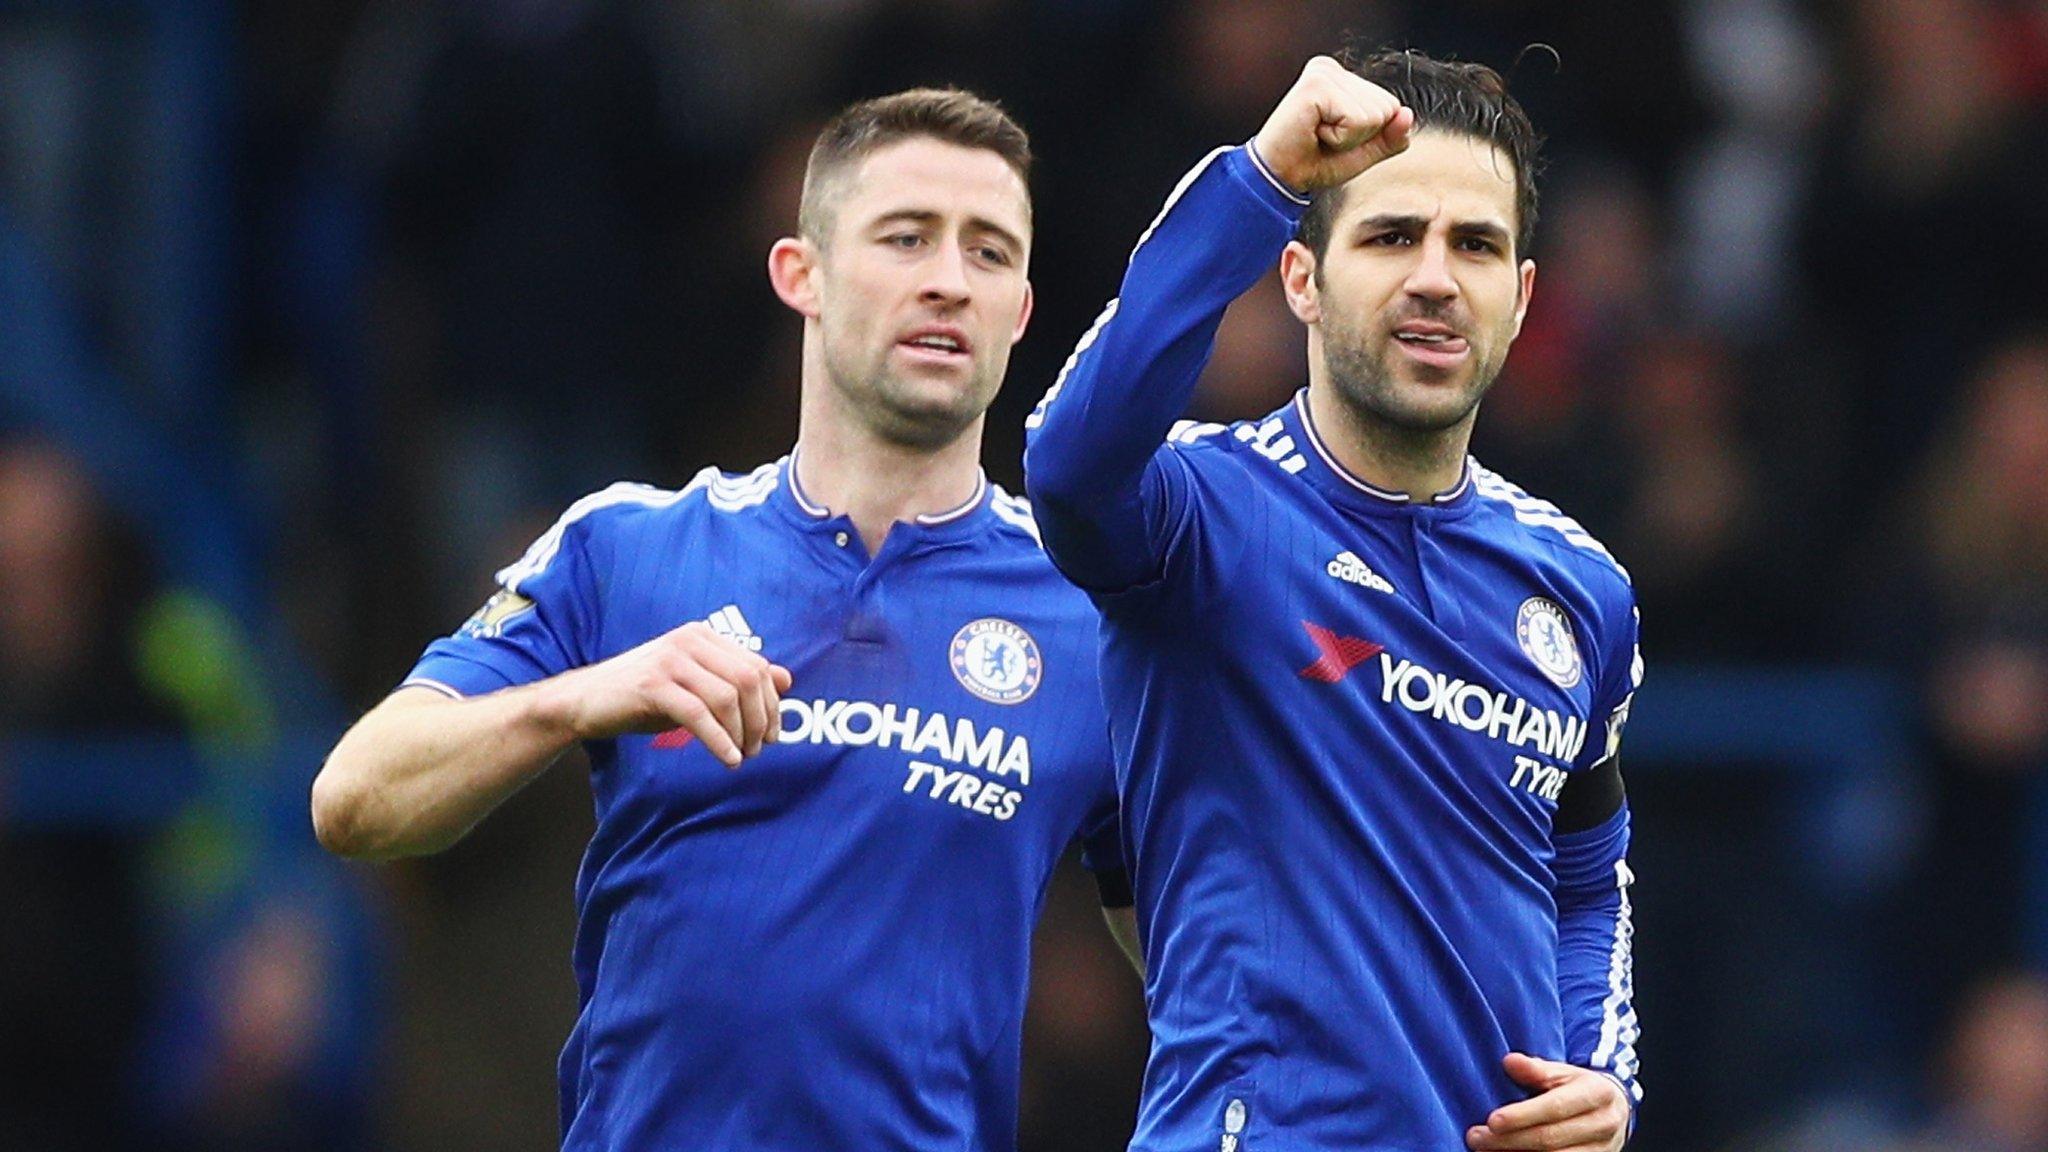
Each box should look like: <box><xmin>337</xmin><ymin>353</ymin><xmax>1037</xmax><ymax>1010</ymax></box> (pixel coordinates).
<box><xmin>950</xmin><ymin>618</ymin><xmax>1043</xmax><ymax>705</ymax></box>
<box><xmin>1516</xmin><ymin>597</ymin><xmax>1583</xmax><ymax>690</ymax></box>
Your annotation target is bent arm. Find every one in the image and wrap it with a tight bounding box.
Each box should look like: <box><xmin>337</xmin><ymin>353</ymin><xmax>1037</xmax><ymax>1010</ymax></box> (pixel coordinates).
<box><xmin>1553</xmin><ymin>795</ymin><xmax>1642</xmax><ymax>1124</ymax></box>
<box><xmin>313</xmin><ymin>622</ymin><xmax>789</xmax><ymax>860</ymax></box>
<box><xmin>1022</xmin><ymin>144</ymin><xmax>1309</xmax><ymax>591</ymax></box>
<box><xmin>1024</xmin><ymin>59</ymin><xmax>1409</xmax><ymax>592</ymax></box>
<box><xmin>1554</xmin><ymin>602</ymin><xmax>1646</xmax><ymax>1118</ymax></box>
<box><xmin>311</xmin><ymin>683</ymin><xmax>578</xmax><ymax>860</ymax></box>
<box><xmin>1474</xmin><ymin>798</ymin><xmax>1636</xmax><ymax>1152</ymax></box>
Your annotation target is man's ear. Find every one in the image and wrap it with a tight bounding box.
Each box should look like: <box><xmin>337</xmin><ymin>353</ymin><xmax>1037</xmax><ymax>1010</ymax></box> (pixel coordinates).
<box><xmin>1011</xmin><ymin>280</ymin><xmax>1034</xmax><ymax>345</ymax></box>
<box><xmin>1511</xmin><ymin>257</ymin><xmax>1536</xmax><ymax>338</ymax></box>
<box><xmin>768</xmin><ymin>237</ymin><xmax>822</xmax><ymax>319</ymax></box>
<box><xmin>1279</xmin><ymin>240</ymin><xmax>1322</xmax><ymax>325</ymax></box>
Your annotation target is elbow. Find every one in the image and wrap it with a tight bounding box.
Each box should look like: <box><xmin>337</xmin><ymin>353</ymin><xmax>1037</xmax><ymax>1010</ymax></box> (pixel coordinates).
<box><xmin>310</xmin><ymin>756</ymin><xmax>456</xmax><ymax>860</ymax></box>
<box><xmin>1022</xmin><ymin>442</ymin><xmax>1092</xmax><ymax>523</ymax></box>
<box><xmin>309</xmin><ymin>768</ymin><xmax>372</xmax><ymax>858</ymax></box>
<box><xmin>1022</xmin><ymin>437</ymin><xmax>1077</xmax><ymax>504</ymax></box>
<box><xmin>311</xmin><ymin>750</ymin><xmax>422</xmax><ymax>859</ymax></box>
<box><xmin>310</xmin><ymin>692</ymin><xmax>467</xmax><ymax>860</ymax></box>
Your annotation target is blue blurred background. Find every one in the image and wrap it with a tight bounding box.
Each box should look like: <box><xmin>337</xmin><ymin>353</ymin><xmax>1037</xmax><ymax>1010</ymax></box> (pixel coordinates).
<box><xmin>1</xmin><ymin>1</ymin><xmax>2044</xmax><ymax>1149</ymax></box>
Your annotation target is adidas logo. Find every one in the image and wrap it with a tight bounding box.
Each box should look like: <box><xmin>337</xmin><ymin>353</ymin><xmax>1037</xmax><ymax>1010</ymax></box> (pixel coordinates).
<box><xmin>705</xmin><ymin>604</ymin><xmax>762</xmax><ymax>652</ymax></box>
<box><xmin>1326</xmin><ymin>551</ymin><xmax>1394</xmax><ymax>594</ymax></box>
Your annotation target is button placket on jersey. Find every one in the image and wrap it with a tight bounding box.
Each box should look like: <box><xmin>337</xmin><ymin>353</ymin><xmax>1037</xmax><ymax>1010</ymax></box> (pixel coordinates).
<box><xmin>1408</xmin><ymin>514</ymin><xmax>1468</xmax><ymax>640</ymax></box>
<box><xmin>807</xmin><ymin>515</ymin><xmax>874</xmax><ymax>643</ymax></box>
<box><xmin>842</xmin><ymin>526</ymin><xmax>920</xmax><ymax>644</ymax></box>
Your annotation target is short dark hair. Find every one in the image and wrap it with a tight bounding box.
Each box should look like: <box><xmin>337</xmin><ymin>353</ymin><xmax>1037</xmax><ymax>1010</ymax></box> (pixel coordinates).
<box><xmin>1295</xmin><ymin>48</ymin><xmax>1545</xmax><ymax>260</ymax></box>
<box><xmin>799</xmin><ymin>88</ymin><xmax>1033</xmax><ymax>244</ymax></box>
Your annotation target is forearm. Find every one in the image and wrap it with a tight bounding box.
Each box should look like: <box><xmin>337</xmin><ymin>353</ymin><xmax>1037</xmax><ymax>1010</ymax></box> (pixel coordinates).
<box><xmin>1023</xmin><ymin>146</ymin><xmax>1305</xmax><ymax>588</ymax></box>
<box><xmin>1554</xmin><ymin>806</ymin><xmax>1641</xmax><ymax>1112</ymax></box>
<box><xmin>311</xmin><ymin>681</ymin><xmax>580</xmax><ymax>859</ymax></box>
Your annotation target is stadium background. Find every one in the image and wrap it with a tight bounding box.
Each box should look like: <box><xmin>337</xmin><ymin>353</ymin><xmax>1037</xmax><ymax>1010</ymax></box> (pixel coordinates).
<box><xmin>2</xmin><ymin>0</ymin><xmax>2045</xmax><ymax>1148</ymax></box>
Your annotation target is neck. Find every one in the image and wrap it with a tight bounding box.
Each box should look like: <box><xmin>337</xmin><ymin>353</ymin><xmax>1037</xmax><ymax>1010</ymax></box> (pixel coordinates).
<box><xmin>1304</xmin><ymin>379</ymin><xmax>1474</xmax><ymax>501</ymax></box>
<box><xmin>795</xmin><ymin>370</ymin><xmax>985</xmax><ymax>552</ymax></box>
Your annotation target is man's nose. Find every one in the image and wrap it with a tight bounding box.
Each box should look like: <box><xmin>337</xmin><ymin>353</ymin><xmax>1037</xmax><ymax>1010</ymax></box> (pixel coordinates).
<box><xmin>1403</xmin><ymin>235</ymin><xmax>1459</xmax><ymax>302</ymax></box>
<box><xmin>920</xmin><ymin>240</ymin><xmax>972</xmax><ymax>305</ymax></box>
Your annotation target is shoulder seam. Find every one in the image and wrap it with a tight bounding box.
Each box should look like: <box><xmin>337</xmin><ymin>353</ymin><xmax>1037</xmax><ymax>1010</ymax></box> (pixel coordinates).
<box><xmin>495</xmin><ymin>465</ymin><xmax>775</xmax><ymax>592</ymax></box>
<box><xmin>988</xmin><ymin>485</ymin><xmax>1043</xmax><ymax>546</ymax></box>
<box><xmin>1167</xmin><ymin>419</ymin><xmax>1230</xmax><ymax>446</ymax></box>
<box><xmin>705</xmin><ymin>460</ymin><xmax>780</xmax><ymax>511</ymax></box>
<box><xmin>1471</xmin><ymin>464</ymin><xmax>1632</xmax><ymax>585</ymax></box>
<box><xmin>496</xmin><ymin>479</ymin><xmax>700</xmax><ymax>592</ymax></box>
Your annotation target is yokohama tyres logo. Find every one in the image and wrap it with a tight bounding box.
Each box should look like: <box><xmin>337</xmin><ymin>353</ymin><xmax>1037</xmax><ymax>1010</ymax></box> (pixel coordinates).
<box><xmin>1296</xmin><ymin>620</ymin><xmax>1588</xmax><ymax>761</ymax></box>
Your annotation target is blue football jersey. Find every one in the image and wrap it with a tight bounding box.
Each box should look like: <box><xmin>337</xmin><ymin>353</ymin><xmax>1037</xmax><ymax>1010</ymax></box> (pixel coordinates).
<box><xmin>1025</xmin><ymin>145</ymin><xmax>1641</xmax><ymax>1150</ymax></box>
<box><xmin>403</xmin><ymin>458</ymin><xmax>1124</xmax><ymax>1151</ymax></box>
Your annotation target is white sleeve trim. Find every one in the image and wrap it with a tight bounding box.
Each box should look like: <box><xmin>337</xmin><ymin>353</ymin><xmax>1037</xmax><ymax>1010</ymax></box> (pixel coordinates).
<box><xmin>397</xmin><ymin>677</ymin><xmax>466</xmax><ymax>701</ymax></box>
<box><xmin>1243</xmin><ymin>139</ymin><xmax>1311</xmax><ymax>206</ymax></box>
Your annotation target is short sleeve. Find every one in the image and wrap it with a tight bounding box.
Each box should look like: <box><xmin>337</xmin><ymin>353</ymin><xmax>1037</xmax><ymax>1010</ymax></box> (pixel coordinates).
<box><xmin>1577</xmin><ymin>602</ymin><xmax>1643</xmax><ymax>772</ymax></box>
<box><xmin>402</xmin><ymin>494</ymin><xmax>613</xmax><ymax>699</ymax></box>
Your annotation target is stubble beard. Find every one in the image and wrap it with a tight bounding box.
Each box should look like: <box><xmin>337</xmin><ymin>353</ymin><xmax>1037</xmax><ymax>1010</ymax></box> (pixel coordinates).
<box><xmin>1319</xmin><ymin>306</ymin><xmax>1510</xmax><ymax>439</ymax></box>
<box><xmin>825</xmin><ymin>339</ymin><xmax>1000</xmax><ymax>451</ymax></box>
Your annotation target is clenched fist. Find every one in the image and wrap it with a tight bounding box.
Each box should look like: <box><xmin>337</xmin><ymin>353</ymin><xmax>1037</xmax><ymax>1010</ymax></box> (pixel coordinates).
<box><xmin>539</xmin><ymin>621</ymin><xmax>794</xmax><ymax>767</ymax></box>
<box><xmin>1251</xmin><ymin>55</ymin><xmax>1414</xmax><ymax>195</ymax></box>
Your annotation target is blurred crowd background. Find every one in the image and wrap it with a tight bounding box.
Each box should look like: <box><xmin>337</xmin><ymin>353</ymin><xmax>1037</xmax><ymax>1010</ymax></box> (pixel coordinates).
<box><xmin>1</xmin><ymin>0</ymin><xmax>2045</xmax><ymax>1149</ymax></box>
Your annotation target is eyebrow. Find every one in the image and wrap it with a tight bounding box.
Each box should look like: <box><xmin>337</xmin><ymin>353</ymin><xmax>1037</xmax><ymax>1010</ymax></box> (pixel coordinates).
<box><xmin>1352</xmin><ymin>214</ymin><xmax>1513</xmax><ymax>248</ymax></box>
<box><xmin>872</xmin><ymin>209</ymin><xmax>1027</xmax><ymax>255</ymax></box>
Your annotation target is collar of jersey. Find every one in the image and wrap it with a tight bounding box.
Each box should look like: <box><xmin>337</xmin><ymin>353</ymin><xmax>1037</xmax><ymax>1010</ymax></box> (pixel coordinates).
<box><xmin>776</xmin><ymin>451</ymin><xmax>993</xmax><ymax>541</ymax></box>
<box><xmin>1282</xmin><ymin>390</ymin><xmax>1477</xmax><ymax>518</ymax></box>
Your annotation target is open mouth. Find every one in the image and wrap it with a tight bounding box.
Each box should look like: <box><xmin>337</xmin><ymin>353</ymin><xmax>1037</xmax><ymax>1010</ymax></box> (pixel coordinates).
<box><xmin>897</xmin><ymin>329</ymin><xmax>971</xmax><ymax>363</ymax></box>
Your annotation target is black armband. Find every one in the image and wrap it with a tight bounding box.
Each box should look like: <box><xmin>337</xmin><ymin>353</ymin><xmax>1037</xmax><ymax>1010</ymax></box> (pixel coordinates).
<box><xmin>1554</xmin><ymin>757</ymin><xmax>1625</xmax><ymax>834</ymax></box>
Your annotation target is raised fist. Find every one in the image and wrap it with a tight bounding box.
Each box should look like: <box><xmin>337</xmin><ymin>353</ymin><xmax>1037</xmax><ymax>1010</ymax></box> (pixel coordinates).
<box><xmin>1251</xmin><ymin>56</ymin><xmax>1413</xmax><ymax>195</ymax></box>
